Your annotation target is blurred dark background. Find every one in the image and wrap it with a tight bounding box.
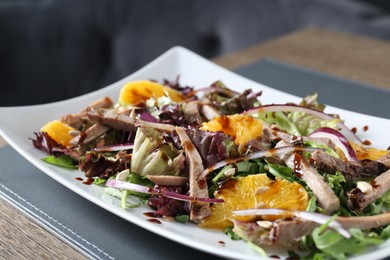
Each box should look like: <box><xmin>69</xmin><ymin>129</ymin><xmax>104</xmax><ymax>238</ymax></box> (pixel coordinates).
<box><xmin>1</xmin><ymin>0</ymin><xmax>390</xmax><ymax>106</ymax></box>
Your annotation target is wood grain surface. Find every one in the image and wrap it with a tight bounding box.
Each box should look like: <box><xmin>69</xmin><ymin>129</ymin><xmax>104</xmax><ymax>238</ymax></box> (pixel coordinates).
<box><xmin>0</xmin><ymin>28</ymin><xmax>389</xmax><ymax>259</ymax></box>
<box><xmin>0</xmin><ymin>198</ymin><xmax>87</xmax><ymax>259</ymax></box>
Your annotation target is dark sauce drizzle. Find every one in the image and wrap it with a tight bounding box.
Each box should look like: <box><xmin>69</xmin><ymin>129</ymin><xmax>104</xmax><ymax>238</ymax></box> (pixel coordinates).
<box><xmin>363</xmin><ymin>140</ymin><xmax>371</xmax><ymax>146</ymax></box>
<box><xmin>147</xmin><ymin>219</ymin><xmax>162</xmax><ymax>224</ymax></box>
<box><xmin>83</xmin><ymin>178</ymin><xmax>94</xmax><ymax>185</ymax></box>
<box><xmin>144</xmin><ymin>212</ymin><xmax>162</xmax><ymax>224</ymax></box>
<box><xmin>75</xmin><ymin>177</ymin><xmax>94</xmax><ymax>185</ymax></box>
<box><xmin>144</xmin><ymin>212</ymin><xmax>163</xmax><ymax>218</ymax></box>
<box><xmin>292</xmin><ymin>151</ymin><xmax>304</xmax><ymax>178</ymax></box>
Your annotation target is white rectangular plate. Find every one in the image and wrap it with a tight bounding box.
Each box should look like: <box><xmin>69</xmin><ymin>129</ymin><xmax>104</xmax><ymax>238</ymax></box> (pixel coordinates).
<box><xmin>1</xmin><ymin>46</ymin><xmax>390</xmax><ymax>260</ymax></box>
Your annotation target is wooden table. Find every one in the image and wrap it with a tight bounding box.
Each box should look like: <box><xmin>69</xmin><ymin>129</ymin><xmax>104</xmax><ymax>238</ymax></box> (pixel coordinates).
<box><xmin>1</xmin><ymin>28</ymin><xmax>390</xmax><ymax>259</ymax></box>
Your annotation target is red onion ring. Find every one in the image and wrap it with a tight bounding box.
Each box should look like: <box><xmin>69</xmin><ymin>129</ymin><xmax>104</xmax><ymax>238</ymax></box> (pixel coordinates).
<box><xmin>309</xmin><ymin>127</ymin><xmax>357</xmax><ymax>161</ymax></box>
<box><xmin>105</xmin><ymin>179</ymin><xmax>224</xmax><ymax>203</ymax></box>
<box><xmin>93</xmin><ymin>143</ymin><xmax>134</xmax><ymax>152</ymax></box>
<box><xmin>243</xmin><ymin>104</ymin><xmax>362</xmax><ymax>144</ymax></box>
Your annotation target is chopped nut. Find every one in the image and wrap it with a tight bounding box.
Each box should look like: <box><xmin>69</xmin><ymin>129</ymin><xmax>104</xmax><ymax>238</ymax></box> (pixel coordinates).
<box><xmin>256</xmin><ymin>220</ymin><xmax>273</xmax><ymax>230</ymax></box>
<box><xmin>255</xmin><ymin>186</ymin><xmax>269</xmax><ymax>194</ymax></box>
<box><xmin>224</xmin><ymin>168</ymin><xmax>236</xmax><ymax>177</ymax></box>
<box><xmin>357</xmin><ymin>181</ymin><xmax>373</xmax><ymax>194</ymax></box>
<box><xmin>68</xmin><ymin>130</ymin><xmax>81</xmax><ymax>136</ymax></box>
<box><xmin>116</xmin><ymin>169</ymin><xmax>130</xmax><ymax>181</ymax></box>
<box><xmin>255</xmin><ymin>202</ymin><xmax>265</xmax><ymax>208</ymax></box>
<box><xmin>163</xmin><ymin>216</ymin><xmax>175</xmax><ymax>222</ymax></box>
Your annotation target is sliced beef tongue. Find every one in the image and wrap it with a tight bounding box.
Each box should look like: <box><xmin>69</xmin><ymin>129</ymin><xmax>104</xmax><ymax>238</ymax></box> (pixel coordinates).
<box><xmin>60</xmin><ymin>97</ymin><xmax>114</xmax><ymax>129</ymax></box>
<box><xmin>270</xmin><ymin>219</ymin><xmax>318</xmax><ymax>245</ymax></box>
<box><xmin>309</xmin><ymin>150</ymin><xmax>386</xmax><ymax>181</ymax></box>
<box><xmin>87</xmin><ymin>109</ymin><xmax>137</xmax><ymax>131</ymax></box>
<box><xmin>182</xmin><ymin>101</ymin><xmax>203</xmax><ymax>126</ymax></box>
<box><xmin>146</xmin><ymin>175</ymin><xmax>189</xmax><ymax>186</ymax></box>
<box><xmin>348</xmin><ymin>169</ymin><xmax>390</xmax><ymax>211</ymax></box>
<box><xmin>243</xmin><ymin>126</ymin><xmax>273</xmax><ymax>154</ymax></box>
<box><xmin>81</xmin><ymin>96</ymin><xmax>114</xmax><ymax>112</ymax></box>
<box><xmin>265</xmin><ymin>125</ymin><xmax>335</xmax><ymax>149</ymax></box>
<box><xmin>270</xmin><ymin>212</ymin><xmax>390</xmax><ymax>245</ymax></box>
<box><xmin>377</xmin><ymin>152</ymin><xmax>390</xmax><ymax>168</ymax></box>
<box><xmin>70</xmin><ymin>123</ymin><xmax>109</xmax><ymax>146</ymax></box>
<box><xmin>175</xmin><ymin>127</ymin><xmax>211</xmax><ymax>223</ymax></box>
<box><xmin>285</xmin><ymin>153</ymin><xmax>340</xmax><ymax>214</ymax></box>
<box><xmin>200</xmin><ymin>104</ymin><xmax>220</xmax><ymax>121</ymax></box>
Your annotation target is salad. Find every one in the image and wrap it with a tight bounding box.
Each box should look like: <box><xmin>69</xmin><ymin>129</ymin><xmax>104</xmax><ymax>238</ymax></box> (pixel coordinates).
<box><xmin>32</xmin><ymin>77</ymin><xmax>390</xmax><ymax>259</ymax></box>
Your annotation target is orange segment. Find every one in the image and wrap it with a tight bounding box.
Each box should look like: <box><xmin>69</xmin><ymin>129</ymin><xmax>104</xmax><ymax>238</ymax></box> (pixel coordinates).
<box><xmin>41</xmin><ymin>120</ymin><xmax>75</xmax><ymax>147</ymax></box>
<box><xmin>350</xmin><ymin>142</ymin><xmax>388</xmax><ymax>161</ymax></box>
<box><xmin>200</xmin><ymin>114</ymin><xmax>263</xmax><ymax>145</ymax></box>
<box><xmin>118</xmin><ymin>80</ymin><xmax>184</xmax><ymax>105</ymax></box>
<box><xmin>199</xmin><ymin>174</ymin><xmax>308</xmax><ymax>230</ymax></box>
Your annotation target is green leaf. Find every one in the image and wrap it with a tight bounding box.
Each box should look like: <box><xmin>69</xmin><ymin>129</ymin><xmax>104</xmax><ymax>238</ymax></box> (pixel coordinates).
<box><xmin>42</xmin><ymin>155</ymin><xmax>78</xmax><ymax>169</ymax></box>
<box><xmin>175</xmin><ymin>215</ymin><xmax>190</xmax><ymax>223</ymax></box>
<box><xmin>247</xmin><ymin>241</ymin><xmax>267</xmax><ymax>257</ymax></box>
<box><xmin>258</xmin><ymin>111</ymin><xmax>301</xmax><ymax>136</ymax></box>
<box><xmin>93</xmin><ymin>177</ymin><xmax>107</xmax><ymax>185</ymax></box>
<box><xmin>312</xmin><ymin>226</ymin><xmax>383</xmax><ymax>259</ymax></box>
<box><xmin>131</xmin><ymin>127</ymin><xmax>183</xmax><ymax>176</ymax></box>
<box><xmin>306</xmin><ymin>196</ymin><xmax>317</xmax><ymax>212</ymax></box>
<box><xmin>304</xmin><ymin>140</ymin><xmax>340</xmax><ymax>159</ymax></box>
<box><xmin>380</xmin><ymin>225</ymin><xmax>390</xmax><ymax>240</ymax></box>
<box><xmin>265</xmin><ymin>162</ymin><xmax>305</xmax><ymax>186</ymax></box>
<box><xmin>224</xmin><ymin>226</ymin><xmax>241</xmax><ymax>241</ymax></box>
<box><xmin>212</xmin><ymin>165</ymin><xmax>233</xmax><ymax>183</ymax></box>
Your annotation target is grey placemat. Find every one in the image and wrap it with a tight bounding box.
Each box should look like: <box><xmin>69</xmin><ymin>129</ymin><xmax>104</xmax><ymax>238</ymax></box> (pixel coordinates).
<box><xmin>236</xmin><ymin>58</ymin><xmax>390</xmax><ymax>119</ymax></box>
<box><xmin>2</xmin><ymin>58</ymin><xmax>390</xmax><ymax>260</ymax></box>
<box><xmin>0</xmin><ymin>146</ymin><xmax>220</xmax><ymax>260</ymax></box>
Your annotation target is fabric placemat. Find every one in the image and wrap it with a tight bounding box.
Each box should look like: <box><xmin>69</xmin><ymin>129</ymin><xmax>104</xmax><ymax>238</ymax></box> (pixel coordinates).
<box><xmin>1</xmin><ymin>58</ymin><xmax>389</xmax><ymax>260</ymax></box>
<box><xmin>236</xmin><ymin>58</ymin><xmax>390</xmax><ymax>119</ymax></box>
<box><xmin>0</xmin><ymin>146</ymin><xmax>220</xmax><ymax>260</ymax></box>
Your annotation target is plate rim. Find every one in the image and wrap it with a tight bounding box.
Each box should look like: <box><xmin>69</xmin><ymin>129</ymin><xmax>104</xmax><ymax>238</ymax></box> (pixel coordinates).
<box><xmin>1</xmin><ymin>45</ymin><xmax>390</xmax><ymax>260</ymax></box>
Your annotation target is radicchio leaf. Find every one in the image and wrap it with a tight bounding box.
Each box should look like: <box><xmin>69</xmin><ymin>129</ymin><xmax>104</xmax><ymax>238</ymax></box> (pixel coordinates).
<box><xmin>162</xmin><ymin>76</ymin><xmax>194</xmax><ymax>97</ymax></box>
<box><xmin>187</xmin><ymin>128</ymin><xmax>238</xmax><ymax>168</ymax></box>
<box><xmin>148</xmin><ymin>185</ymin><xmax>190</xmax><ymax>217</ymax></box>
<box><xmin>31</xmin><ymin>132</ymin><xmax>65</xmax><ymax>155</ymax></box>
<box><xmin>79</xmin><ymin>150</ymin><xmax>129</xmax><ymax>178</ymax></box>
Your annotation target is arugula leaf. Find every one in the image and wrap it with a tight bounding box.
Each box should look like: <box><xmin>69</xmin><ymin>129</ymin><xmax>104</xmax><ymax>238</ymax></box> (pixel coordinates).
<box><xmin>304</xmin><ymin>140</ymin><xmax>340</xmax><ymax>159</ymax></box>
<box><xmin>247</xmin><ymin>241</ymin><xmax>267</xmax><ymax>257</ymax></box>
<box><xmin>93</xmin><ymin>177</ymin><xmax>107</xmax><ymax>185</ymax></box>
<box><xmin>312</xmin><ymin>225</ymin><xmax>383</xmax><ymax>259</ymax></box>
<box><xmin>224</xmin><ymin>226</ymin><xmax>241</xmax><ymax>241</ymax></box>
<box><xmin>306</xmin><ymin>196</ymin><xmax>318</xmax><ymax>212</ymax></box>
<box><xmin>42</xmin><ymin>155</ymin><xmax>78</xmax><ymax>169</ymax></box>
<box><xmin>175</xmin><ymin>215</ymin><xmax>190</xmax><ymax>223</ymax></box>
<box><xmin>265</xmin><ymin>162</ymin><xmax>305</xmax><ymax>186</ymax></box>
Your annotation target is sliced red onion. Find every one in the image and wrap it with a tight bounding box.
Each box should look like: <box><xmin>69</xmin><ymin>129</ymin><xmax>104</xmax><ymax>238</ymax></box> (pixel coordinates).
<box><xmin>309</xmin><ymin>127</ymin><xmax>357</xmax><ymax>161</ymax></box>
<box><xmin>93</xmin><ymin>143</ymin><xmax>134</xmax><ymax>152</ymax></box>
<box><xmin>200</xmin><ymin>146</ymin><xmax>319</xmax><ymax>179</ymax></box>
<box><xmin>105</xmin><ymin>179</ymin><xmax>224</xmax><ymax>203</ymax></box>
<box><xmin>243</xmin><ymin>104</ymin><xmax>362</xmax><ymax>144</ymax></box>
<box><xmin>138</xmin><ymin>110</ymin><xmax>159</xmax><ymax>123</ymax></box>
<box><xmin>233</xmin><ymin>208</ymin><xmax>351</xmax><ymax>239</ymax></box>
